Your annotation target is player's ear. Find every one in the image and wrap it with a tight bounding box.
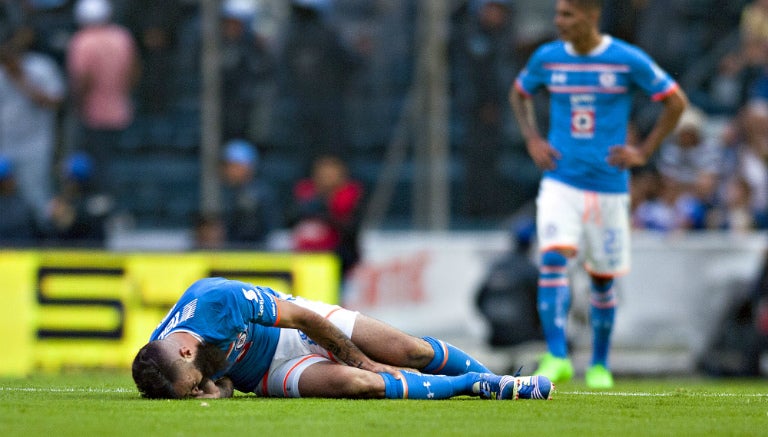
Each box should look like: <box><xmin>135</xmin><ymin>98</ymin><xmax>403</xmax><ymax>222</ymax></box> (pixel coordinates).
<box><xmin>179</xmin><ymin>345</ymin><xmax>194</xmax><ymax>359</ymax></box>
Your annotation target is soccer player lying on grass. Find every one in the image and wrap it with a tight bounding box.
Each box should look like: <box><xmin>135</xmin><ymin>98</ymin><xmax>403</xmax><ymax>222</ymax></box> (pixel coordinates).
<box><xmin>132</xmin><ymin>277</ymin><xmax>553</xmax><ymax>400</ymax></box>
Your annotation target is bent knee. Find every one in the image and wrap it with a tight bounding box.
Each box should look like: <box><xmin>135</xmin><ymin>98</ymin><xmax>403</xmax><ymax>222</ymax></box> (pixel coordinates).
<box><xmin>400</xmin><ymin>338</ymin><xmax>434</xmax><ymax>368</ymax></box>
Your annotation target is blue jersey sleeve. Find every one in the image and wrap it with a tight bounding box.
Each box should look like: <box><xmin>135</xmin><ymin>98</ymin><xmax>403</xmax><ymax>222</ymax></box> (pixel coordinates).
<box><xmin>625</xmin><ymin>44</ymin><xmax>677</xmax><ymax>101</ymax></box>
<box><xmin>515</xmin><ymin>44</ymin><xmax>553</xmax><ymax>96</ymax></box>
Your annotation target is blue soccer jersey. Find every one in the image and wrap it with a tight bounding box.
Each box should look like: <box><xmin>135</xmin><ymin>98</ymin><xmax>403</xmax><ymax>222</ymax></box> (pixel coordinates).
<box><xmin>149</xmin><ymin>277</ymin><xmax>284</xmax><ymax>393</ymax></box>
<box><xmin>515</xmin><ymin>36</ymin><xmax>679</xmax><ymax>193</ymax></box>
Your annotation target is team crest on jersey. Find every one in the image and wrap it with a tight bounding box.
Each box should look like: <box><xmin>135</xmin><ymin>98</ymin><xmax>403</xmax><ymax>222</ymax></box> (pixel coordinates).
<box><xmin>599</xmin><ymin>72</ymin><xmax>616</xmax><ymax>88</ymax></box>
<box><xmin>226</xmin><ymin>330</ymin><xmax>253</xmax><ymax>363</ymax></box>
<box><xmin>235</xmin><ymin>331</ymin><xmax>248</xmax><ymax>349</ymax></box>
<box><xmin>571</xmin><ymin>108</ymin><xmax>595</xmax><ymax>138</ymax></box>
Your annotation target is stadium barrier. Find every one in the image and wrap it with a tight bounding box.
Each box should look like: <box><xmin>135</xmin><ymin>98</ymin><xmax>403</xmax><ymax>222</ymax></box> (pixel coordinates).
<box><xmin>3</xmin><ymin>231</ymin><xmax>764</xmax><ymax>377</ymax></box>
<box><xmin>0</xmin><ymin>250</ymin><xmax>339</xmax><ymax>377</ymax></box>
<box><xmin>344</xmin><ymin>230</ymin><xmax>768</xmax><ymax>374</ymax></box>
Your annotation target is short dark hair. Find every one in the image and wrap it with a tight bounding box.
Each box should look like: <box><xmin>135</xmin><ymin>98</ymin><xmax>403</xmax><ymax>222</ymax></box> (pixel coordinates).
<box><xmin>132</xmin><ymin>341</ymin><xmax>182</xmax><ymax>399</ymax></box>
<box><xmin>566</xmin><ymin>0</ymin><xmax>603</xmax><ymax>11</ymax></box>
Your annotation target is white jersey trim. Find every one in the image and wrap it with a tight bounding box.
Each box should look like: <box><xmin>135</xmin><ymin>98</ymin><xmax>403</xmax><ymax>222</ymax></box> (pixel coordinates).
<box><xmin>564</xmin><ymin>35</ymin><xmax>612</xmax><ymax>57</ymax></box>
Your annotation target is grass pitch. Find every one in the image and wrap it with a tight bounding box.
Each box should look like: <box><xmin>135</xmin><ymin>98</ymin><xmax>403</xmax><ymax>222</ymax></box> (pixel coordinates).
<box><xmin>1</xmin><ymin>370</ymin><xmax>766</xmax><ymax>436</ymax></box>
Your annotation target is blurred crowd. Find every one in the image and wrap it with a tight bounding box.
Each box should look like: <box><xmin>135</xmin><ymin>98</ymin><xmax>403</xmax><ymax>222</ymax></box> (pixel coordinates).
<box><xmin>626</xmin><ymin>0</ymin><xmax>768</xmax><ymax>234</ymax></box>
<box><xmin>2</xmin><ymin>0</ymin><xmax>768</xmax><ymax>257</ymax></box>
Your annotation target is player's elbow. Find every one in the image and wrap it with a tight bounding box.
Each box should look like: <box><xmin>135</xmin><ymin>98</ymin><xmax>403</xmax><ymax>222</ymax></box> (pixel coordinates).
<box><xmin>666</xmin><ymin>88</ymin><xmax>689</xmax><ymax>117</ymax></box>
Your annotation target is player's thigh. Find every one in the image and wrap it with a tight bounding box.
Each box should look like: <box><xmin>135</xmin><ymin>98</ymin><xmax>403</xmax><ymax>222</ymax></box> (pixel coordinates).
<box><xmin>350</xmin><ymin>314</ymin><xmax>433</xmax><ymax>368</ymax></box>
<box><xmin>536</xmin><ymin>178</ymin><xmax>583</xmax><ymax>254</ymax></box>
<box><xmin>583</xmin><ymin>192</ymin><xmax>631</xmax><ymax>276</ymax></box>
<box><xmin>298</xmin><ymin>361</ymin><xmax>385</xmax><ymax>398</ymax></box>
<box><xmin>284</xmin><ymin>296</ymin><xmax>433</xmax><ymax>368</ymax></box>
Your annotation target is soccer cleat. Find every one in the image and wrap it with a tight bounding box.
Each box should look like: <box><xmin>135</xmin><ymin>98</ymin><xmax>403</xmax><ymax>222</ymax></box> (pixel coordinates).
<box><xmin>514</xmin><ymin>375</ymin><xmax>554</xmax><ymax>400</ymax></box>
<box><xmin>534</xmin><ymin>353</ymin><xmax>574</xmax><ymax>384</ymax></box>
<box><xmin>472</xmin><ymin>373</ymin><xmax>553</xmax><ymax>400</ymax></box>
<box><xmin>585</xmin><ymin>364</ymin><xmax>614</xmax><ymax>389</ymax></box>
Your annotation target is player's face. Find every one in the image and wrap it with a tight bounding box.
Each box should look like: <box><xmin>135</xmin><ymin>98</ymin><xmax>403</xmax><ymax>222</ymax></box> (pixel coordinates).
<box><xmin>554</xmin><ymin>0</ymin><xmax>598</xmax><ymax>43</ymax></box>
<box><xmin>173</xmin><ymin>342</ymin><xmax>229</xmax><ymax>398</ymax></box>
<box><xmin>172</xmin><ymin>363</ymin><xmax>205</xmax><ymax>398</ymax></box>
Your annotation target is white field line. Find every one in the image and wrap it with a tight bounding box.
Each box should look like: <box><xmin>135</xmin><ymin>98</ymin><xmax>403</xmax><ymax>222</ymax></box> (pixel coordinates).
<box><xmin>0</xmin><ymin>387</ymin><xmax>766</xmax><ymax>397</ymax></box>
<box><xmin>561</xmin><ymin>391</ymin><xmax>768</xmax><ymax>397</ymax></box>
<box><xmin>0</xmin><ymin>387</ymin><xmax>134</xmax><ymax>393</ymax></box>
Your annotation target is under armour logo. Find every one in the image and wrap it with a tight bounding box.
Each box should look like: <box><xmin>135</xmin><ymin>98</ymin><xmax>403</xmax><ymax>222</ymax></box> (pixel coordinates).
<box><xmin>423</xmin><ymin>381</ymin><xmax>434</xmax><ymax>399</ymax></box>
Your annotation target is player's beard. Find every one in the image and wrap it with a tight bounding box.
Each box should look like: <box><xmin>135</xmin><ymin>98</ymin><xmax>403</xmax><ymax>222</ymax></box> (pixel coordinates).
<box><xmin>194</xmin><ymin>342</ymin><xmax>229</xmax><ymax>379</ymax></box>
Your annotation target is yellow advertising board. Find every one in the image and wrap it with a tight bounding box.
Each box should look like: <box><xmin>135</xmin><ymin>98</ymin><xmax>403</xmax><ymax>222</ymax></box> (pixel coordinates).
<box><xmin>0</xmin><ymin>250</ymin><xmax>339</xmax><ymax>376</ymax></box>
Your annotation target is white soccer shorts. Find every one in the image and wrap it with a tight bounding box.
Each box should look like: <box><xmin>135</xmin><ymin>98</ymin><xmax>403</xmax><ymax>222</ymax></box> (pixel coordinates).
<box><xmin>536</xmin><ymin>177</ymin><xmax>631</xmax><ymax>277</ymax></box>
<box><xmin>255</xmin><ymin>297</ymin><xmax>359</xmax><ymax>398</ymax></box>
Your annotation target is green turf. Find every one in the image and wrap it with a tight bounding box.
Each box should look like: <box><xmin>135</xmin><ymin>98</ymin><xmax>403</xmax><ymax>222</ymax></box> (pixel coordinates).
<box><xmin>1</xmin><ymin>371</ymin><xmax>767</xmax><ymax>436</ymax></box>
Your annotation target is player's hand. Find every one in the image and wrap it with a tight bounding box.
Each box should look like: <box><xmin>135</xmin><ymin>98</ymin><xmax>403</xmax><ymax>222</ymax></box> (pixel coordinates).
<box><xmin>365</xmin><ymin>362</ymin><xmax>408</xmax><ymax>379</ymax></box>
<box><xmin>607</xmin><ymin>144</ymin><xmax>648</xmax><ymax>169</ymax></box>
<box><xmin>192</xmin><ymin>377</ymin><xmax>233</xmax><ymax>399</ymax></box>
<box><xmin>191</xmin><ymin>378</ymin><xmax>220</xmax><ymax>398</ymax></box>
<box><xmin>526</xmin><ymin>136</ymin><xmax>560</xmax><ymax>170</ymax></box>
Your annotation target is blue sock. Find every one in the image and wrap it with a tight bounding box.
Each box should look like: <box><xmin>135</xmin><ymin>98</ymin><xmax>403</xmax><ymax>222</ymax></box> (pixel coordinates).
<box><xmin>379</xmin><ymin>371</ymin><xmax>473</xmax><ymax>399</ymax></box>
<box><xmin>421</xmin><ymin>336</ymin><xmax>491</xmax><ymax>375</ymax></box>
<box><xmin>590</xmin><ymin>279</ymin><xmax>616</xmax><ymax>368</ymax></box>
<box><xmin>538</xmin><ymin>251</ymin><xmax>570</xmax><ymax>358</ymax></box>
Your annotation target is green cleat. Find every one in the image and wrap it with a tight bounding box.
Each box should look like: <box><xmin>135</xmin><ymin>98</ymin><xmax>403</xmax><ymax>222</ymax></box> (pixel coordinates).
<box><xmin>585</xmin><ymin>364</ymin><xmax>614</xmax><ymax>389</ymax></box>
<box><xmin>534</xmin><ymin>353</ymin><xmax>574</xmax><ymax>384</ymax></box>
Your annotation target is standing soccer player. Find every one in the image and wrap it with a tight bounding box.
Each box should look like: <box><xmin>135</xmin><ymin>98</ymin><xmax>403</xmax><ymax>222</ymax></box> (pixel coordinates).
<box><xmin>509</xmin><ymin>0</ymin><xmax>687</xmax><ymax>388</ymax></box>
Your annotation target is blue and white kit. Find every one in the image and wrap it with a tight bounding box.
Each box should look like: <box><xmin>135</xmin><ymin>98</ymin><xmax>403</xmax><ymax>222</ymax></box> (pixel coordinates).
<box><xmin>149</xmin><ymin>277</ymin><xmax>356</xmax><ymax>397</ymax></box>
<box><xmin>515</xmin><ymin>35</ymin><xmax>678</xmax><ymax>194</ymax></box>
<box><xmin>515</xmin><ymin>35</ymin><xmax>679</xmax><ymax>274</ymax></box>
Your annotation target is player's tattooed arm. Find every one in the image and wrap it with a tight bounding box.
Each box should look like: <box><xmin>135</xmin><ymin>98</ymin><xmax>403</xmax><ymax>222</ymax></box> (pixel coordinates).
<box><xmin>274</xmin><ymin>299</ymin><xmax>402</xmax><ymax>377</ymax></box>
<box><xmin>314</xmin><ymin>328</ymin><xmax>366</xmax><ymax>368</ymax></box>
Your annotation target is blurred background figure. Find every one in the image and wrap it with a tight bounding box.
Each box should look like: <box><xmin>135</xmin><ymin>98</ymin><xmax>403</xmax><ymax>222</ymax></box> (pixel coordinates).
<box><xmin>220</xmin><ymin>139</ymin><xmax>282</xmax><ymax>248</ymax></box>
<box><xmin>709</xmin><ymin>117</ymin><xmax>768</xmax><ymax>230</ymax></box>
<box><xmin>0</xmin><ymin>154</ymin><xmax>38</xmax><ymax>246</ymax></box>
<box><xmin>0</xmin><ymin>25</ymin><xmax>66</xmax><ymax>228</ymax></box>
<box><xmin>25</xmin><ymin>0</ymin><xmax>78</xmax><ymax>68</ymax></box>
<box><xmin>632</xmin><ymin>173</ymin><xmax>703</xmax><ymax>233</ymax></box>
<box><xmin>0</xmin><ymin>1</ymin><xmax>23</xmax><ymax>41</ymax></box>
<box><xmin>290</xmin><ymin>155</ymin><xmax>363</xmax><ymax>280</ymax></box>
<box><xmin>191</xmin><ymin>211</ymin><xmax>226</xmax><ymax>251</ymax></box>
<box><xmin>66</xmin><ymin>0</ymin><xmax>139</xmax><ymax>194</ymax></box>
<box><xmin>654</xmin><ymin>106</ymin><xmax>722</xmax><ymax>230</ymax></box>
<box><xmin>475</xmin><ymin>216</ymin><xmax>541</xmax><ymax>349</ymax></box>
<box><xmin>657</xmin><ymin>106</ymin><xmax>722</xmax><ymax>198</ymax></box>
<box><xmin>740</xmin><ymin>0</ymin><xmax>768</xmax><ymax>47</ymax></box>
<box><xmin>718</xmin><ymin>176</ymin><xmax>757</xmax><ymax>232</ymax></box>
<box><xmin>220</xmin><ymin>0</ymin><xmax>275</xmax><ymax>143</ymax></box>
<box><xmin>277</xmin><ymin>0</ymin><xmax>359</xmax><ymax>160</ymax></box>
<box><xmin>450</xmin><ymin>0</ymin><xmax>518</xmax><ymax>219</ymax></box>
<box><xmin>45</xmin><ymin>151</ymin><xmax>114</xmax><ymax>246</ymax></box>
<box><xmin>120</xmin><ymin>0</ymin><xmax>181</xmax><ymax>117</ymax></box>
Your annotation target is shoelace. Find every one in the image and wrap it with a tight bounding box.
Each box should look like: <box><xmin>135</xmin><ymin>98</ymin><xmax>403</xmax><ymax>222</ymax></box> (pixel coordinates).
<box><xmin>512</xmin><ymin>365</ymin><xmax>523</xmax><ymax>377</ymax></box>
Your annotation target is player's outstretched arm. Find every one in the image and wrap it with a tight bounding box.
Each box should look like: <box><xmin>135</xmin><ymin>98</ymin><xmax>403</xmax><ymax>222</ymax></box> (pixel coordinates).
<box><xmin>274</xmin><ymin>299</ymin><xmax>402</xmax><ymax>378</ymax></box>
